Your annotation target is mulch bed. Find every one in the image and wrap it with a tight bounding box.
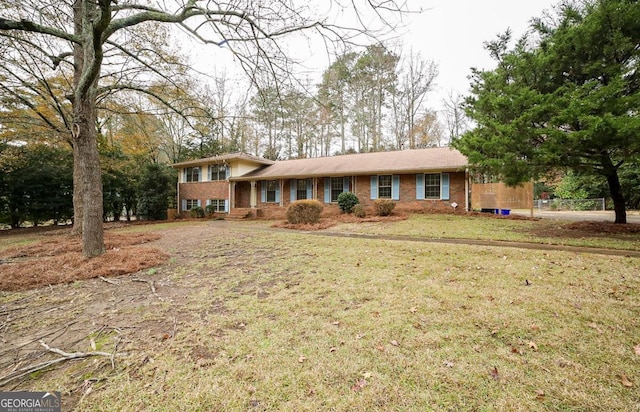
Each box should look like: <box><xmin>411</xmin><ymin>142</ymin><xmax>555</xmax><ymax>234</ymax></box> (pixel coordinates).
<box><xmin>0</xmin><ymin>232</ymin><xmax>169</xmax><ymax>292</ymax></box>
<box><xmin>563</xmin><ymin>221</ymin><xmax>640</xmax><ymax>234</ymax></box>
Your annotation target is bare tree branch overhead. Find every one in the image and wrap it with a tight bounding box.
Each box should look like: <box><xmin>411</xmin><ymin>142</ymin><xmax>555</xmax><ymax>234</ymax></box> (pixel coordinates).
<box><xmin>0</xmin><ymin>0</ymin><xmax>412</xmax><ymax>257</ymax></box>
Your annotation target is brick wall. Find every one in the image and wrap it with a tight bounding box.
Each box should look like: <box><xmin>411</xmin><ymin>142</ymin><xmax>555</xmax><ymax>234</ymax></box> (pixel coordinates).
<box><xmin>179</xmin><ymin>182</ymin><xmax>228</xmax><ymax>208</ymax></box>
<box><xmin>179</xmin><ymin>172</ymin><xmax>467</xmax><ymax>216</ymax></box>
<box><xmin>358</xmin><ymin>172</ymin><xmax>467</xmax><ymax>212</ymax></box>
<box><xmin>250</xmin><ymin>171</ymin><xmax>467</xmax><ymax>215</ymax></box>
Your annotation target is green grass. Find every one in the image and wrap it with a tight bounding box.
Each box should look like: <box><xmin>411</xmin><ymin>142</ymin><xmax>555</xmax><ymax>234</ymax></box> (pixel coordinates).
<box><xmin>330</xmin><ymin>214</ymin><xmax>640</xmax><ymax>250</ymax></box>
<box><xmin>3</xmin><ymin>218</ymin><xmax>640</xmax><ymax>411</ymax></box>
<box><xmin>0</xmin><ymin>233</ymin><xmax>43</xmax><ymax>251</ymax></box>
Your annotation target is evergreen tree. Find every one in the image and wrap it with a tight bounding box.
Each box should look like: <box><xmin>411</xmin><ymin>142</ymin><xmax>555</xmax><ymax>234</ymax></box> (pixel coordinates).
<box><xmin>455</xmin><ymin>0</ymin><xmax>640</xmax><ymax>223</ymax></box>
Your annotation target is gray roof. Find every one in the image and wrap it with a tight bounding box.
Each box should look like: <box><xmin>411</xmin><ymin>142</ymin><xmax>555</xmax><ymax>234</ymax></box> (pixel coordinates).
<box><xmin>172</xmin><ymin>152</ymin><xmax>275</xmax><ymax>168</ymax></box>
<box><xmin>231</xmin><ymin>147</ymin><xmax>467</xmax><ymax>180</ymax></box>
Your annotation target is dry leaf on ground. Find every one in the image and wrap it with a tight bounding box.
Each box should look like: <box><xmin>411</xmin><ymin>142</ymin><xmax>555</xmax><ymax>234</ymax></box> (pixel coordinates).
<box><xmin>620</xmin><ymin>375</ymin><xmax>633</xmax><ymax>387</ymax></box>
<box><xmin>352</xmin><ymin>379</ymin><xmax>367</xmax><ymax>392</ymax></box>
<box><xmin>490</xmin><ymin>366</ymin><xmax>499</xmax><ymax>380</ymax></box>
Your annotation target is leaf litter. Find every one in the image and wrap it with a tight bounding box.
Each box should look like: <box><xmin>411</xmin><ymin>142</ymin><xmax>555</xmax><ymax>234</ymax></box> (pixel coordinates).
<box><xmin>0</xmin><ymin>231</ymin><xmax>168</xmax><ymax>291</ymax></box>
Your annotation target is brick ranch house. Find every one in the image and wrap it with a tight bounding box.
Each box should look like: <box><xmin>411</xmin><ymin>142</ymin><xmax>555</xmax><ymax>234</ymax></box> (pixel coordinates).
<box><xmin>172</xmin><ymin>147</ymin><xmax>470</xmax><ymax>219</ymax></box>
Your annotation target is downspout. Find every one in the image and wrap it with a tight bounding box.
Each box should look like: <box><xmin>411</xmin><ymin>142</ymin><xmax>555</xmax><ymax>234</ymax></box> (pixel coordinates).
<box><xmin>177</xmin><ymin>168</ymin><xmax>181</xmax><ymax>214</ymax></box>
<box><xmin>465</xmin><ymin>168</ymin><xmax>470</xmax><ymax>212</ymax></box>
<box><xmin>224</xmin><ymin>160</ymin><xmax>231</xmax><ymax>212</ymax></box>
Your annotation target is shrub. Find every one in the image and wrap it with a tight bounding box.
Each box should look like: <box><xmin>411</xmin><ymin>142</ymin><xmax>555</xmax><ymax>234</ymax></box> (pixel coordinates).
<box><xmin>137</xmin><ymin>163</ymin><xmax>175</xmax><ymax>221</ymax></box>
<box><xmin>352</xmin><ymin>204</ymin><xmax>366</xmax><ymax>218</ymax></box>
<box><xmin>337</xmin><ymin>192</ymin><xmax>359</xmax><ymax>213</ymax></box>
<box><xmin>373</xmin><ymin>199</ymin><xmax>396</xmax><ymax>216</ymax></box>
<box><xmin>189</xmin><ymin>206</ymin><xmax>205</xmax><ymax>218</ymax></box>
<box><xmin>205</xmin><ymin>204</ymin><xmax>218</xmax><ymax>216</ymax></box>
<box><xmin>286</xmin><ymin>200</ymin><xmax>323</xmax><ymax>224</ymax></box>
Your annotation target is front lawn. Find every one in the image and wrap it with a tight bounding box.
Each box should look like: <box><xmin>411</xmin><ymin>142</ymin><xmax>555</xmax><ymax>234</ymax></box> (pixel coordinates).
<box><xmin>330</xmin><ymin>213</ymin><xmax>640</xmax><ymax>251</ymax></box>
<box><xmin>1</xmin><ymin>218</ymin><xmax>639</xmax><ymax>410</ymax></box>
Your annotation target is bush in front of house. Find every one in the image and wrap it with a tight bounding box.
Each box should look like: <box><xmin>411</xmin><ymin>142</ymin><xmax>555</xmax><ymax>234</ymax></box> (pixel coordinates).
<box><xmin>190</xmin><ymin>206</ymin><xmax>205</xmax><ymax>218</ymax></box>
<box><xmin>352</xmin><ymin>204</ymin><xmax>366</xmax><ymax>218</ymax></box>
<box><xmin>373</xmin><ymin>199</ymin><xmax>396</xmax><ymax>216</ymax></box>
<box><xmin>205</xmin><ymin>204</ymin><xmax>217</xmax><ymax>216</ymax></box>
<box><xmin>337</xmin><ymin>192</ymin><xmax>359</xmax><ymax>213</ymax></box>
<box><xmin>286</xmin><ymin>200</ymin><xmax>323</xmax><ymax>224</ymax></box>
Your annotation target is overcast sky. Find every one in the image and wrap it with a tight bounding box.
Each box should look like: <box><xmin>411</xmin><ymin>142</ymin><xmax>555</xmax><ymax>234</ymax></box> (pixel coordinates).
<box><xmin>186</xmin><ymin>1</ymin><xmax>559</xmax><ymax>111</ymax></box>
<box><xmin>403</xmin><ymin>0</ymin><xmax>558</xmax><ymax>108</ymax></box>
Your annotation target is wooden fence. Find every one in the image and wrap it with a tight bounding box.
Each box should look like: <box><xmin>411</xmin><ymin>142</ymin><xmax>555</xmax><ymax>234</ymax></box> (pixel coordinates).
<box><xmin>471</xmin><ymin>182</ymin><xmax>533</xmax><ymax>211</ymax></box>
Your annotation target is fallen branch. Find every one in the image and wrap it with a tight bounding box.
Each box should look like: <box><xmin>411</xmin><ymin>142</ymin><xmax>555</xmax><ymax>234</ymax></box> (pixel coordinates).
<box><xmin>132</xmin><ymin>278</ymin><xmax>161</xmax><ymax>299</ymax></box>
<box><xmin>0</xmin><ymin>321</ymin><xmax>78</xmax><ymax>358</ymax></box>
<box><xmin>0</xmin><ymin>339</ymin><xmax>119</xmax><ymax>388</ymax></box>
<box><xmin>99</xmin><ymin>276</ymin><xmax>119</xmax><ymax>285</ymax></box>
<box><xmin>39</xmin><ymin>339</ymin><xmax>113</xmax><ymax>358</ymax></box>
<box><xmin>0</xmin><ymin>355</ymin><xmax>69</xmax><ymax>387</ymax></box>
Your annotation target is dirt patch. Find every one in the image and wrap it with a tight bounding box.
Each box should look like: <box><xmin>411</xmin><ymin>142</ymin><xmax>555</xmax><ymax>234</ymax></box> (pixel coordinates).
<box><xmin>271</xmin><ymin>213</ymin><xmax>409</xmax><ymax>231</ymax></box>
<box><xmin>563</xmin><ymin>221</ymin><xmax>640</xmax><ymax>234</ymax></box>
<box><xmin>526</xmin><ymin>220</ymin><xmax>640</xmax><ymax>240</ymax></box>
<box><xmin>0</xmin><ymin>232</ymin><xmax>168</xmax><ymax>291</ymax></box>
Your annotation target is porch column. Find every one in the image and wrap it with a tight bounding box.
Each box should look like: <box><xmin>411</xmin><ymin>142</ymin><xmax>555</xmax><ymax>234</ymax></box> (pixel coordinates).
<box><xmin>279</xmin><ymin>179</ymin><xmax>284</xmax><ymax>207</ymax></box>
<box><xmin>230</xmin><ymin>182</ymin><xmax>236</xmax><ymax>210</ymax></box>
<box><xmin>250</xmin><ymin>181</ymin><xmax>257</xmax><ymax>208</ymax></box>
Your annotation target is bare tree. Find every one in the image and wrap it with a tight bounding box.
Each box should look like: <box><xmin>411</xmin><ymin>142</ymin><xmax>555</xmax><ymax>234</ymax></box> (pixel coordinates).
<box><xmin>442</xmin><ymin>91</ymin><xmax>469</xmax><ymax>142</ymax></box>
<box><xmin>392</xmin><ymin>50</ymin><xmax>438</xmax><ymax>149</ymax></box>
<box><xmin>413</xmin><ymin>110</ymin><xmax>445</xmax><ymax>148</ymax></box>
<box><xmin>0</xmin><ymin>0</ymin><xmax>410</xmax><ymax>257</ymax></box>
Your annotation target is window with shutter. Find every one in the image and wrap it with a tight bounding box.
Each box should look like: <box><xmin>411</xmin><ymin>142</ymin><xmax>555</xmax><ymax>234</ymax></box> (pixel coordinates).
<box><xmin>378</xmin><ymin>175</ymin><xmax>392</xmax><ymax>199</ymax></box>
<box><xmin>266</xmin><ymin>180</ymin><xmax>277</xmax><ymax>202</ymax></box>
<box><xmin>296</xmin><ymin>179</ymin><xmax>308</xmax><ymax>200</ymax></box>
<box><xmin>425</xmin><ymin>173</ymin><xmax>441</xmax><ymax>199</ymax></box>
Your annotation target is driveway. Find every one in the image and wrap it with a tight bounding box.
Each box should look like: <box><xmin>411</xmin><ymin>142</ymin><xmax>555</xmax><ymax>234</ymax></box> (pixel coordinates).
<box><xmin>510</xmin><ymin>209</ymin><xmax>640</xmax><ymax>223</ymax></box>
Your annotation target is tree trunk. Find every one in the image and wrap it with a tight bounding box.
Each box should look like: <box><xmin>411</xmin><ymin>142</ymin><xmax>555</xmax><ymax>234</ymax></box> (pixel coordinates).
<box><xmin>74</xmin><ymin>93</ymin><xmax>105</xmax><ymax>257</ymax></box>
<box><xmin>70</xmin><ymin>0</ymin><xmax>105</xmax><ymax>257</ymax></box>
<box><xmin>71</xmin><ymin>144</ymin><xmax>83</xmax><ymax>235</ymax></box>
<box><xmin>602</xmin><ymin>154</ymin><xmax>627</xmax><ymax>224</ymax></box>
<box><xmin>606</xmin><ymin>171</ymin><xmax>627</xmax><ymax>224</ymax></box>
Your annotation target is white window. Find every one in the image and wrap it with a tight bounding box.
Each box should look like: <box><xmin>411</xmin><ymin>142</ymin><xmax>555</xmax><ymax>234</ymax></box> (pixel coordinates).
<box><xmin>297</xmin><ymin>179</ymin><xmax>308</xmax><ymax>200</ymax></box>
<box><xmin>378</xmin><ymin>175</ymin><xmax>392</xmax><ymax>199</ymax></box>
<box><xmin>425</xmin><ymin>173</ymin><xmax>441</xmax><ymax>199</ymax></box>
<box><xmin>185</xmin><ymin>167</ymin><xmax>200</xmax><ymax>182</ymax></box>
<box><xmin>185</xmin><ymin>199</ymin><xmax>199</xmax><ymax>210</ymax></box>
<box><xmin>331</xmin><ymin>177</ymin><xmax>344</xmax><ymax>202</ymax></box>
<box><xmin>209</xmin><ymin>164</ymin><xmax>227</xmax><ymax>181</ymax></box>
<box><xmin>208</xmin><ymin>199</ymin><xmax>225</xmax><ymax>212</ymax></box>
<box><xmin>266</xmin><ymin>180</ymin><xmax>277</xmax><ymax>202</ymax></box>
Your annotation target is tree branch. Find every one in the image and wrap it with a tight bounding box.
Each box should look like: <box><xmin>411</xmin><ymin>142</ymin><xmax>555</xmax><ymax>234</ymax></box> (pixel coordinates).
<box><xmin>0</xmin><ymin>17</ymin><xmax>80</xmax><ymax>44</ymax></box>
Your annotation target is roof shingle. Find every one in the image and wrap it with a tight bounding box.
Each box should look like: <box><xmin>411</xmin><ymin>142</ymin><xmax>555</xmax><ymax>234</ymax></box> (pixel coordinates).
<box><xmin>172</xmin><ymin>152</ymin><xmax>275</xmax><ymax>168</ymax></box>
<box><xmin>231</xmin><ymin>147</ymin><xmax>467</xmax><ymax>180</ymax></box>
